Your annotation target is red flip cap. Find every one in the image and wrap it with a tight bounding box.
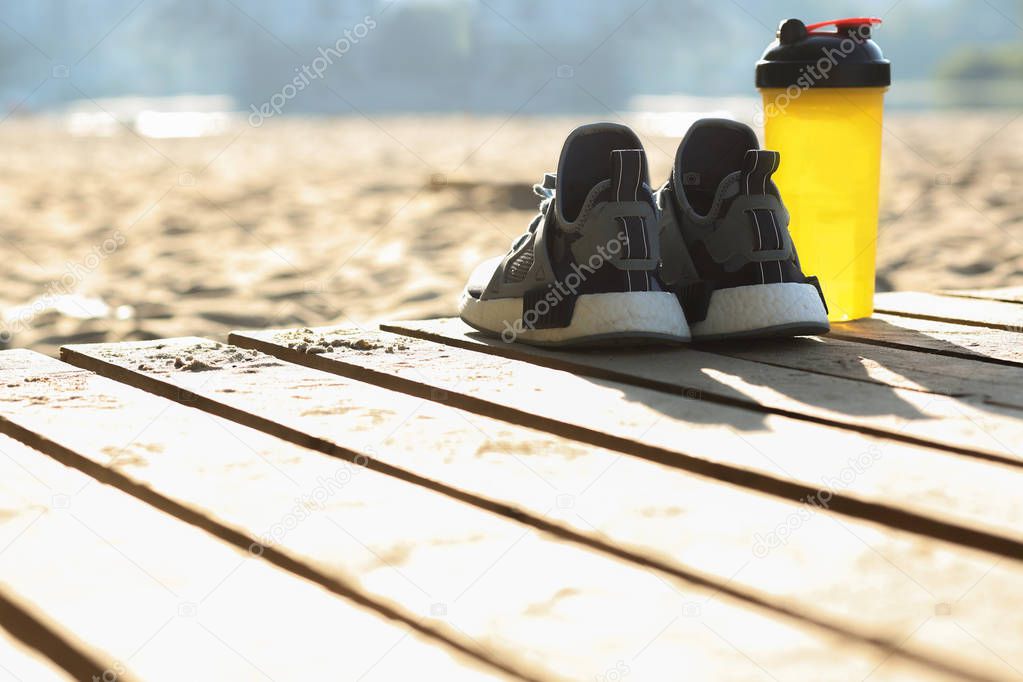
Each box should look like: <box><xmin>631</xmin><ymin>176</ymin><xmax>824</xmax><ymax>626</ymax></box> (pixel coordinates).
<box><xmin>805</xmin><ymin>17</ymin><xmax>882</xmax><ymax>33</ymax></box>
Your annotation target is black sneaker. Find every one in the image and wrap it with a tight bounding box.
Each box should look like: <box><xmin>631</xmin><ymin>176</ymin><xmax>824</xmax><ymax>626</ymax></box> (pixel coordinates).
<box><xmin>459</xmin><ymin>122</ymin><xmax>689</xmax><ymax>346</ymax></box>
<box><xmin>656</xmin><ymin>118</ymin><xmax>829</xmax><ymax>340</ymax></box>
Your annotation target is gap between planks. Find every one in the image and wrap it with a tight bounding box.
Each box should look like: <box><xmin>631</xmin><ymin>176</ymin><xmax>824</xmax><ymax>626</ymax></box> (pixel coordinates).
<box><xmin>0</xmin><ymin>588</ymin><xmax>113</xmax><ymax>682</ymax></box>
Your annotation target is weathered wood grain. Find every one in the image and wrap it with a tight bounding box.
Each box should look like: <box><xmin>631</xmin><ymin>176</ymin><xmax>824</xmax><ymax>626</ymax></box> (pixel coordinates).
<box><xmin>226</xmin><ymin>325</ymin><xmax>1023</xmax><ymax>555</ymax></box>
<box><xmin>875</xmin><ymin>292</ymin><xmax>1023</xmax><ymax>332</ymax></box>
<box><xmin>831</xmin><ymin>314</ymin><xmax>1023</xmax><ymax>366</ymax></box>
<box><xmin>378</xmin><ymin>318</ymin><xmax>1023</xmax><ymax>462</ymax></box>
<box><xmin>944</xmin><ymin>287</ymin><xmax>1023</xmax><ymax>304</ymax></box>
<box><xmin>57</xmin><ymin>337</ymin><xmax>1023</xmax><ymax>679</ymax></box>
<box><xmin>0</xmin><ymin>433</ymin><xmax>499</xmax><ymax>682</ymax></box>
<box><xmin>0</xmin><ymin>352</ymin><xmax>922</xmax><ymax>682</ymax></box>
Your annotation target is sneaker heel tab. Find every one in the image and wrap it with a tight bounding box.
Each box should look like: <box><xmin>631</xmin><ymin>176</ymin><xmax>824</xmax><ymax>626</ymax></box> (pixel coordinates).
<box><xmin>610</xmin><ymin>148</ymin><xmax>649</xmax><ymax>201</ymax></box>
<box><xmin>740</xmin><ymin>150</ymin><xmax>781</xmax><ymax>195</ymax></box>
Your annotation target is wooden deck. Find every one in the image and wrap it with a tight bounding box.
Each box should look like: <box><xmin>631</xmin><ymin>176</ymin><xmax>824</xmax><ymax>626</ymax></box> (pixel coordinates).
<box><xmin>1</xmin><ymin>288</ymin><xmax>1022</xmax><ymax>681</ymax></box>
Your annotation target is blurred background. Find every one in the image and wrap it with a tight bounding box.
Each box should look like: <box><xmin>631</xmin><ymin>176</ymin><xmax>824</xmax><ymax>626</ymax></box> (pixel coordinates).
<box><xmin>1</xmin><ymin>0</ymin><xmax>1021</xmax><ymax>353</ymax></box>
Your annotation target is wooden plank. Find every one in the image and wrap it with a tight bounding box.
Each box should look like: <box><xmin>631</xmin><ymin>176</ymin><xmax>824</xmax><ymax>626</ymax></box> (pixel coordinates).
<box><xmin>0</xmin><ymin>352</ymin><xmax>921</xmax><ymax>681</ymax></box>
<box><xmin>712</xmin><ymin>335</ymin><xmax>1023</xmax><ymax>411</ymax></box>
<box><xmin>225</xmin><ymin>324</ymin><xmax>1023</xmax><ymax>553</ymax></box>
<box><xmin>0</xmin><ymin>432</ymin><xmax>500</xmax><ymax>682</ymax></box>
<box><xmin>58</xmin><ymin>338</ymin><xmax>1023</xmax><ymax>680</ymax></box>
<box><xmin>875</xmin><ymin>292</ymin><xmax>1023</xmax><ymax>333</ymax></box>
<box><xmin>832</xmin><ymin>314</ymin><xmax>1023</xmax><ymax>367</ymax></box>
<box><xmin>944</xmin><ymin>287</ymin><xmax>1023</xmax><ymax>304</ymax></box>
<box><xmin>373</xmin><ymin>318</ymin><xmax>1023</xmax><ymax>463</ymax></box>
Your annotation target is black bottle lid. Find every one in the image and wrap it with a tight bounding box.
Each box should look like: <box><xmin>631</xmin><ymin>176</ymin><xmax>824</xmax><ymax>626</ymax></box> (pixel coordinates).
<box><xmin>756</xmin><ymin>17</ymin><xmax>891</xmax><ymax>89</ymax></box>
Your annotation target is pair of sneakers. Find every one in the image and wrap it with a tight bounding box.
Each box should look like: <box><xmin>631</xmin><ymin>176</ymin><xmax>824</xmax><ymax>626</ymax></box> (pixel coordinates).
<box><xmin>459</xmin><ymin>119</ymin><xmax>829</xmax><ymax>346</ymax></box>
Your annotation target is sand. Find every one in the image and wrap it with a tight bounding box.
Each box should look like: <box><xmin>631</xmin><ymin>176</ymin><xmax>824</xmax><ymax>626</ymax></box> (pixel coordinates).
<box><xmin>1</xmin><ymin>112</ymin><xmax>1021</xmax><ymax>356</ymax></box>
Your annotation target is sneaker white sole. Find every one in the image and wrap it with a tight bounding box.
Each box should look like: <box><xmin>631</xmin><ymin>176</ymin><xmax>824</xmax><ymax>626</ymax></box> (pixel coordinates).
<box><xmin>690</xmin><ymin>282</ymin><xmax>830</xmax><ymax>341</ymax></box>
<box><xmin>458</xmin><ymin>290</ymin><xmax>691</xmax><ymax>346</ymax></box>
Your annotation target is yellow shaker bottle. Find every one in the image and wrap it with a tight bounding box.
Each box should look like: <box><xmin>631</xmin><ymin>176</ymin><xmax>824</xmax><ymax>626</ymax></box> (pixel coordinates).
<box><xmin>756</xmin><ymin>17</ymin><xmax>891</xmax><ymax>321</ymax></box>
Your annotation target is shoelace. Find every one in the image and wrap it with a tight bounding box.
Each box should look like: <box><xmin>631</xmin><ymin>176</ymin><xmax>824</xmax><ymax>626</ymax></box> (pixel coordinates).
<box><xmin>508</xmin><ymin>173</ymin><xmax>556</xmax><ymax>250</ymax></box>
<box><xmin>533</xmin><ymin>173</ymin><xmax>556</xmax><ymax>202</ymax></box>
